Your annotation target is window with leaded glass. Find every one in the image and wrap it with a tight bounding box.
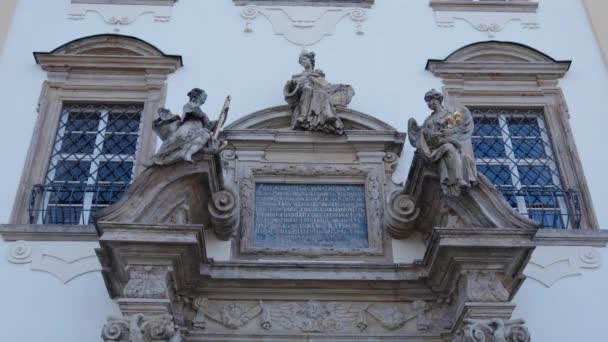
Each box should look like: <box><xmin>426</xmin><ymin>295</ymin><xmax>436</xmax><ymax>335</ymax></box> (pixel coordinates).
<box><xmin>471</xmin><ymin>108</ymin><xmax>580</xmax><ymax>229</ymax></box>
<box><xmin>30</xmin><ymin>103</ymin><xmax>143</xmax><ymax>224</ymax></box>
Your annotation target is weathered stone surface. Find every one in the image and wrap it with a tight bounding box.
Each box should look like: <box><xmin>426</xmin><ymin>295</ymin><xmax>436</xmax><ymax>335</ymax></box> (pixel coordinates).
<box><xmin>285</xmin><ymin>51</ymin><xmax>354</xmax><ymax>134</ymax></box>
<box><xmin>101</xmin><ymin>314</ymin><xmax>179</xmax><ymax>342</ymax></box>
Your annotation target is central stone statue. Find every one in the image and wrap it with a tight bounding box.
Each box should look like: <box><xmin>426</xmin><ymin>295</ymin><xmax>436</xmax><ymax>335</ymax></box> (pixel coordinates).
<box><xmin>284</xmin><ymin>50</ymin><xmax>355</xmax><ymax>134</ymax></box>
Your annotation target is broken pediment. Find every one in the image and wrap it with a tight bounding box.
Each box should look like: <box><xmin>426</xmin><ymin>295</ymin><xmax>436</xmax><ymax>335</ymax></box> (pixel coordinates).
<box><xmin>386</xmin><ymin>154</ymin><xmax>540</xmax><ymax>240</ymax></box>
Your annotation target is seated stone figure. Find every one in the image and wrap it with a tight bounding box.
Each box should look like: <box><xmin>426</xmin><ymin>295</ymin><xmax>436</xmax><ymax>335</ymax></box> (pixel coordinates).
<box><xmin>147</xmin><ymin>88</ymin><xmax>228</xmax><ymax>166</ymax></box>
<box><xmin>284</xmin><ymin>50</ymin><xmax>355</xmax><ymax>134</ymax></box>
<box><xmin>408</xmin><ymin>89</ymin><xmax>478</xmax><ymax>196</ymax></box>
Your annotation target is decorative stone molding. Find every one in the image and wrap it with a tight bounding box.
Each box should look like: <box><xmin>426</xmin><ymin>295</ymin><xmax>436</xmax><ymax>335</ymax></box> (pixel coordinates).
<box><xmin>384</xmin><ymin>190</ymin><xmax>419</xmax><ymax>239</ymax></box>
<box><xmin>429</xmin><ymin>1</ymin><xmax>539</xmax><ymax>38</ymax></box>
<box><xmin>460</xmin><ymin>272</ymin><xmax>509</xmax><ymax>303</ymax></box>
<box><xmin>101</xmin><ymin>313</ymin><xmax>179</xmax><ymax>342</ymax></box>
<box><xmin>238</xmin><ymin>5</ymin><xmax>368</xmax><ymax>46</ymax></box>
<box><xmin>208</xmin><ymin>190</ymin><xmax>240</xmax><ymax>241</ymax></box>
<box><xmin>238</xmin><ymin>163</ymin><xmax>386</xmax><ymax>258</ymax></box>
<box><xmin>451</xmin><ymin>318</ymin><xmax>531</xmax><ymax>342</ymax></box>
<box><xmin>123</xmin><ymin>266</ymin><xmax>169</xmax><ymax>299</ymax></box>
<box><xmin>6</xmin><ymin>240</ymin><xmax>100</xmax><ymax>283</ymax></box>
<box><xmin>192</xmin><ymin>298</ymin><xmax>263</xmax><ymax>330</ymax></box>
<box><xmin>69</xmin><ymin>1</ymin><xmax>177</xmax><ymax>32</ymax></box>
<box><xmin>524</xmin><ymin>246</ymin><xmax>603</xmax><ymax>288</ymax></box>
<box><xmin>234</xmin><ymin>0</ymin><xmax>374</xmax><ymax>8</ymax></box>
<box><xmin>366</xmin><ymin>300</ymin><xmax>431</xmax><ymax>331</ymax></box>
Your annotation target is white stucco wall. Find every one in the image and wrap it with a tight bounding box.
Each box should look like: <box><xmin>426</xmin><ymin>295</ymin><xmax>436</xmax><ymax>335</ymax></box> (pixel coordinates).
<box><xmin>0</xmin><ymin>0</ymin><xmax>607</xmax><ymax>341</ymax></box>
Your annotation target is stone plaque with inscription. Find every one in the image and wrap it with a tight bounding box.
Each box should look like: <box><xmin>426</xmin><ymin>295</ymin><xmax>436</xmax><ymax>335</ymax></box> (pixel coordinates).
<box><xmin>253</xmin><ymin>183</ymin><xmax>369</xmax><ymax>249</ymax></box>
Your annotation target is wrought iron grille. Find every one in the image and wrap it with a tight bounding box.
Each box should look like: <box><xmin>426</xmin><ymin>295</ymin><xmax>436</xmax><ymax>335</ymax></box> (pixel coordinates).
<box><xmin>29</xmin><ymin>103</ymin><xmax>143</xmax><ymax>224</ymax></box>
<box><xmin>471</xmin><ymin>107</ymin><xmax>581</xmax><ymax>229</ymax></box>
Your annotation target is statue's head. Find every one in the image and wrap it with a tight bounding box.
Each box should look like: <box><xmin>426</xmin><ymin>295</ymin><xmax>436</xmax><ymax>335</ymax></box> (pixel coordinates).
<box><xmin>299</xmin><ymin>50</ymin><xmax>316</xmax><ymax>69</ymax></box>
<box><xmin>187</xmin><ymin>88</ymin><xmax>207</xmax><ymax>106</ymax></box>
<box><xmin>424</xmin><ymin>89</ymin><xmax>444</xmax><ymax>111</ymax></box>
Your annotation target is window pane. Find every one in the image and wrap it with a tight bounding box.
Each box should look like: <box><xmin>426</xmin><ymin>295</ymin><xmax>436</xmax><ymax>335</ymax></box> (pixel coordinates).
<box><xmin>31</xmin><ymin>103</ymin><xmax>143</xmax><ymax>225</ymax></box>
<box><xmin>511</xmin><ymin>138</ymin><xmax>546</xmax><ymax>158</ymax></box>
<box><xmin>472</xmin><ymin>107</ymin><xmax>576</xmax><ymax>228</ymax></box>
<box><xmin>517</xmin><ymin>165</ymin><xmax>555</xmax><ymax>186</ymax></box>
<box><xmin>473</xmin><ymin>138</ymin><xmax>507</xmax><ymax>158</ymax></box>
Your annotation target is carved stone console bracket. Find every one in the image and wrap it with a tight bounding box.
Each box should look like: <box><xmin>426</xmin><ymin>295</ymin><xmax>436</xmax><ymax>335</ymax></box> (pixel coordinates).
<box><xmin>95</xmin><ymin>154</ymin><xmax>237</xmax><ymax>241</ymax></box>
<box><xmin>101</xmin><ymin>313</ymin><xmax>181</xmax><ymax>342</ymax></box>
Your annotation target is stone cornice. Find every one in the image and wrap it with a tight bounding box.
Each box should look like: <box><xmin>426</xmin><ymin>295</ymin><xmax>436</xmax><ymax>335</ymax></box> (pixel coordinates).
<box><xmin>0</xmin><ymin>224</ymin><xmax>98</xmax><ymax>241</ymax></box>
<box><xmin>532</xmin><ymin>228</ymin><xmax>608</xmax><ymax>247</ymax></box>
<box><xmin>429</xmin><ymin>0</ymin><xmax>538</xmax><ymax>13</ymax></box>
<box><xmin>233</xmin><ymin>0</ymin><xmax>374</xmax><ymax>8</ymax></box>
<box><xmin>426</xmin><ymin>41</ymin><xmax>571</xmax><ymax>80</ymax></box>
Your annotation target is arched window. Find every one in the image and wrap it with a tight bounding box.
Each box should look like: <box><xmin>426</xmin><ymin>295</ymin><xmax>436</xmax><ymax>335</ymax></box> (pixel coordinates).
<box><xmin>427</xmin><ymin>41</ymin><xmax>597</xmax><ymax>229</ymax></box>
<box><xmin>9</xmin><ymin>35</ymin><xmax>182</xmax><ymax>234</ymax></box>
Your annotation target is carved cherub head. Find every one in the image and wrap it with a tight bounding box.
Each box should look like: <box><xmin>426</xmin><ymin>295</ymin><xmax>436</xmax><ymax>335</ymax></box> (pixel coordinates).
<box><xmin>187</xmin><ymin>88</ymin><xmax>208</xmax><ymax>106</ymax></box>
<box><xmin>424</xmin><ymin>89</ymin><xmax>444</xmax><ymax>112</ymax></box>
<box><xmin>299</xmin><ymin>50</ymin><xmax>316</xmax><ymax>70</ymax></box>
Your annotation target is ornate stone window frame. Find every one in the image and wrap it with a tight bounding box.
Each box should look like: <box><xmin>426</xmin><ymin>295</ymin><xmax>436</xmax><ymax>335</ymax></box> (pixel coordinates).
<box><xmin>426</xmin><ymin>41</ymin><xmax>598</xmax><ymax>229</ymax></box>
<box><xmin>3</xmin><ymin>34</ymin><xmax>182</xmax><ymax>238</ymax></box>
<box><xmin>237</xmin><ymin>162</ymin><xmax>386</xmax><ymax>259</ymax></box>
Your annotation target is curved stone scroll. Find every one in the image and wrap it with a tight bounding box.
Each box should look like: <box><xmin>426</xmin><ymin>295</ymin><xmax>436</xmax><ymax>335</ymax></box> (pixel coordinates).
<box><xmin>208</xmin><ymin>190</ymin><xmax>240</xmax><ymax>241</ymax></box>
<box><xmin>95</xmin><ymin>156</ymin><xmax>236</xmax><ymax>241</ymax></box>
<box><xmin>384</xmin><ymin>190</ymin><xmax>420</xmax><ymax>239</ymax></box>
<box><xmin>389</xmin><ymin>156</ymin><xmax>540</xmax><ymax>239</ymax></box>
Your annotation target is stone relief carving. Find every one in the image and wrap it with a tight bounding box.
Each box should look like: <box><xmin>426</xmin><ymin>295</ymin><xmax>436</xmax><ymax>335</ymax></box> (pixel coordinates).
<box><xmin>239</xmin><ymin>5</ymin><xmax>367</xmax><ymax>46</ymax></box>
<box><xmin>430</xmin><ymin>1</ymin><xmax>539</xmax><ymax>38</ymax></box>
<box><xmin>123</xmin><ymin>266</ymin><xmax>169</xmax><ymax>299</ymax></box>
<box><xmin>408</xmin><ymin>89</ymin><xmax>478</xmax><ymax>197</ymax></box>
<box><xmin>238</xmin><ymin>164</ymin><xmax>385</xmax><ymax>257</ymax></box>
<box><xmin>461</xmin><ymin>272</ymin><xmax>509</xmax><ymax>303</ymax></box>
<box><xmin>260</xmin><ymin>300</ymin><xmax>368</xmax><ymax>333</ymax></box>
<box><xmin>451</xmin><ymin>318</ymin><xmax>530</xmax><ymax>342</ymax></box>
<box><xmin>208</xmin><ymin>190</ymin><xmax>240</xmax><ymax>241</ymax></box>
<box><xmin>366</xmin><ymin>300</ymin><xmax>431</xmax><ymax>331</ymax></box>
<box><xmin>284</xmin><ymin>50</ymin><xmax>355</xmax><ymax>134</ymax></box>
<box><xmin>69</xmin><ymin>3</ymin><xmax>174</xmax><ymax>32</ymax></box>
<box><xmin>524</xmin><ymin>247</ymin><xmax>603</xmax><ymax>288</ymax></box>
<box><xmin>101</xmin><ymin>313</ymin><xmax>180</xmax><ymax>342</ymax></box>
<box><xmin>191</xmin><ymin>298</ymin><xmax>262</xmax><ymax>330</ymax></box>
<box><xmin>384</xmin><ymin>190</ymin><xmax>419</xmax><ymax>239</ymax></box>
<box><xmin>147</xmin><ymin>88</ymin><xmax>230</xmax><ymax>166</ymax></box>
<box><xmin>7</xmin><ymin>240</ymin><xmax>100</xmax><ymax>283</ymax></box>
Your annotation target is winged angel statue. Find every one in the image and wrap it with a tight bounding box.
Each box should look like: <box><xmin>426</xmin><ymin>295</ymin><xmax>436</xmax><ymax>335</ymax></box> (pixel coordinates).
<box><xmin>146</xmin><ymin>88</ymin><xmax>230</xmax><ymax>166</ymax></box>
<box><xmin>408</xmin><ymin>89</ymin><xmax>478</xmax><ymax>196</ymax></box>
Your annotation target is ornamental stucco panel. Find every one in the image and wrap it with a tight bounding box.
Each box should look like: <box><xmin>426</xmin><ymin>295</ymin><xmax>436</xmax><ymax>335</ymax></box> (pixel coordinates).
<box><xmin>238</xmin><ymin>5</ymin><xmax>367</xmax><ymax>46</ymax></box>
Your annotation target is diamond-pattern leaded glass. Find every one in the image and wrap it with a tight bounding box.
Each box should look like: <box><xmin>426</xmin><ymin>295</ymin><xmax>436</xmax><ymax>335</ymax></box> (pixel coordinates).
<box><xmin>471</xmin><ymin>108</ymin><xmax>581</xmax><ymax>229</ymax></box>
<box><xmin>30</xmin><ymin>103</ymin><xmax>143</xmax><ymax>224</ymax></box>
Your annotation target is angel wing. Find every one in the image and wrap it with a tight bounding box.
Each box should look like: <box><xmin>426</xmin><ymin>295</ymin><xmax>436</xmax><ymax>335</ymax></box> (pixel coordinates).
<box><xmin>407</xmin><ymin>118</ymin><xmax>421</xmax><ymax>148</ymax></box>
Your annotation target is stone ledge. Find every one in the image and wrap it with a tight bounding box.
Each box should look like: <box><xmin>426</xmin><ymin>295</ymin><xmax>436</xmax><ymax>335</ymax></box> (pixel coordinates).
<box><xmin>0</xmin><ymin>224</ymin><xmax>98</xmax><ymax>241</ymax></box>
<box><xmin>72</xmin><ymin>0</ymin><xmax>177</xmax><ymax>5</ymax></box>
<box><xmin>233</xmin><ymin>0</ymin><xmax>374</xmax><ymax>8</ymax></box>
<box><xmin>429</xmin><ymin>0</ymin><xmax>538</xmax><ymax>13</ymax></box>
<box><xmin>533</xmin><ymin>228</ymin><xmax>608</xmax><ymax>247</ymax></box>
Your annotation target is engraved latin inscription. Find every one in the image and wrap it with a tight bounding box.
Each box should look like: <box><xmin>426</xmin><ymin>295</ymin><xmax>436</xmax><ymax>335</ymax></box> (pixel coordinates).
<box><xmin>253</xmin><ymin>183</ymin><xmax>369</xmax><ymax>249</ymax></box>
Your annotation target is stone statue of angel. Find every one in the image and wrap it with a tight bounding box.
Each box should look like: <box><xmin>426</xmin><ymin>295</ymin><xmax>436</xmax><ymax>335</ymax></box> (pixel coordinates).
<box><xmin>408</xmin><ymin>89</ymin><xmax>478</xmax><ymax>196</ymax></box>
<box><xmin>146</xmin><ymin>88</ymin><xmax>230</xmax><ymax>166</ymax></box>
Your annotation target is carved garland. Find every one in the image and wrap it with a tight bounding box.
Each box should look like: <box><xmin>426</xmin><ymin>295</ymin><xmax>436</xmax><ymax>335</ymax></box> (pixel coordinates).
<box><xmin>238</xmin><ymin>163</ymin><xmax>385</xmax><ymax>258</ymax></box>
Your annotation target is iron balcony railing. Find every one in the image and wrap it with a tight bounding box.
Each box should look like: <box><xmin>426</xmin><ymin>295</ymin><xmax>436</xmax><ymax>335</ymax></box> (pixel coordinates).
<box><xmin>29</xmin><ymin>183</ymin><xmax>130</xmax><ymax>225</ymax></box>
